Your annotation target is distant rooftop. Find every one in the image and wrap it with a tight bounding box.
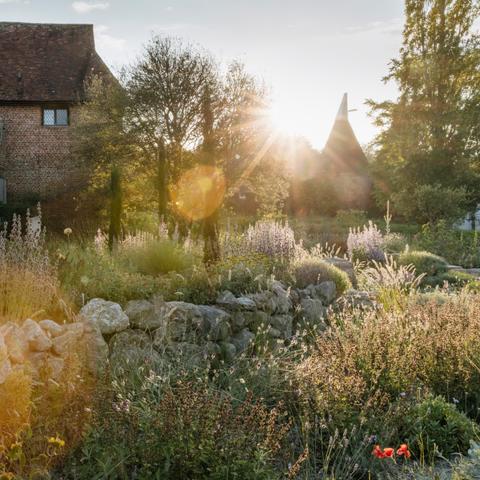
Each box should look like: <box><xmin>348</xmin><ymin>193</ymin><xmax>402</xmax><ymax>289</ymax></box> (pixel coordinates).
<box><xmin>322</xmin><ymin>93</ymin><xmax>369</xmax><ymax>174</ymax></box>
<box><xmin>0</xmin><ymin>22</ymin><xmax>113</xmax><ymax>103</ymax></box>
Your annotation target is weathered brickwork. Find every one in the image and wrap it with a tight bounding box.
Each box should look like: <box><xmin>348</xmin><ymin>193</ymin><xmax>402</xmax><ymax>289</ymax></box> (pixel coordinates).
<box><xmin>0</xmin><ymin>22</ymin><xmax>115</xmax><ymax>206</ymax></box>
<box><xmin>0</xmin><ymin>104</ymin><xmax>87</xmax><ymax>200</ymax></box>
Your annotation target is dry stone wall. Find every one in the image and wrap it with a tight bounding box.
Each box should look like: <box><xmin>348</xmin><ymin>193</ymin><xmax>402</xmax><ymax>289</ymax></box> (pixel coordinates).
<box><xmin>0</xmin><ymin>276</ymin><xmax>377</xmax><ymax>384</ymax></box>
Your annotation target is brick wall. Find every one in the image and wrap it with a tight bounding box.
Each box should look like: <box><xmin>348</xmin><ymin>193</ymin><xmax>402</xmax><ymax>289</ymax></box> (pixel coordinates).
<box><xmin>0</xmin><ymin>104</ymin><xmax>88</xmax><ymax>201</ymax></box>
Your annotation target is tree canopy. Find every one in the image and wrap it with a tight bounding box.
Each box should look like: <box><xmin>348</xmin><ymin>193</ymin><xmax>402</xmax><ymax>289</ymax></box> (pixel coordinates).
<box><xmin>368</xmin><ymin>0</ymin><xmax>480</xmax><ymax>223</ymax></box>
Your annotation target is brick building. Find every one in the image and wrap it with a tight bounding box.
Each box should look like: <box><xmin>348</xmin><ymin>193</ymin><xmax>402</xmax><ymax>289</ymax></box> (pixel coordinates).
<box><xmin>0</xmin><ymin>22</ymin><xmax>114</xmax><ymax>205</ymax></box>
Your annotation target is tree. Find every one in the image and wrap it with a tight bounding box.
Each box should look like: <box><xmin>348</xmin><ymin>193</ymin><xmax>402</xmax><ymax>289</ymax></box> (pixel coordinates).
<box><xmin>72</xmin><ymin>77</ymin><xmax>139</xmax><ymax>227</ymax></box>
<box><xmin>108</xmin><ymin>165</ymin><xmax>123</xmax><ymax>250</ymax></box>
<box><xmin>368</xmin><ymin>0</ymin><xmax>480</xmax><ymax>221</ymax></box>
<box><xmin>126</xmin><ymin>36</ymin><xmax>217</xmax><ymax>221</ymax></box>
<box><xmin>201</xmin><ymin>87</ymin><xmax>221</xmax><ymax>264</ymax></box>
<box><xmin>75</xmin><ymin>39</ymin><xmax>291</xmax><ymax>231</ymax></box>
<box><xmin>216</xmin><ymin>62</ymin><xmax>290</xmax><ymax>217</ymax></box>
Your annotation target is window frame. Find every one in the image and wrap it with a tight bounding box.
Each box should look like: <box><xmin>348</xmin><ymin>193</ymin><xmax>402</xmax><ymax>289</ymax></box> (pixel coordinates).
<box><xmin>42</xmin><ymin>106</ymin><xmax>70</xmax><ymax>127</ymax></box>
<box><xmin>0</xmin><ymin>177</ymin><xmax>6</xmax><ymax>205</ymax></box>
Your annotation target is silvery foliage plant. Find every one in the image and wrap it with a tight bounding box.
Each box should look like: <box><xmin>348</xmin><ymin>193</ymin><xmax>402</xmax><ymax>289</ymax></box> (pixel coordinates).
<box><xmin>347</xmin><ymin>221</ymin><xmax>386</xmax><ymax>262</ymax></box>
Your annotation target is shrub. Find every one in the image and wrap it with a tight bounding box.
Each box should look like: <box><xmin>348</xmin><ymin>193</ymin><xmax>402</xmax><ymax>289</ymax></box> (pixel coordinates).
<box><xmin>163</xmin><ymin>255</ymin><xmax>276</xmax><ymax>304</ymax></box>
<box><xmin>0</xmin><ymin>335</ymin><xmax>94</xmax><ymax>479</ymax></box>
<box><xmin>120</xmin><ymin>239</ymin><xmax>194</xmax><ymax>276</ymax></box>
<box><xmin>382</xmin><ymin>232</ymin><xmax>407</xmax><ymax>254</ymax></box>
<box><xmin>292</xmin><ymin>256</ymin><xmax>351</xmax><ymax>293</ymax></box>
<box><xmin>0</xmin><ymin>369</ymin><xmax>32</xmax><ymax>448</ymax></box>
<box><xmin>415</xmin><ymin>220</ymin><xmax>480</xmax><ymax>268</ymax></box>
<box><xmin>398</xmin><ymin>250</ymin><xmax>448</xmax><ymax>276</ymax></box>
<box><xmin>402</xmin><ymin>396</ymin><xmax>478</xmax><ymax>458</ymax></box>
<box><xmin>422</xmin><ymin>270</ymin><xmax>476</xmax><ymax>289</ymax></box>
<box><xmin>347</xmin><ymin>221</ymin><xmax>385</xmax><ymax>262</ymax></box>
<box><xmin>393</xmin><ymin>184</ymin><xmax>469</xmax><ymax>225</ymax></box>
<box><xmin>451</xmin><ymin>441</ymin><xmax>480</xmax><ymax>479</ymax></box>
<box><xmin>294</xmin><ymin>293</ymin><xmax>480</xmax><ymax>434</ymax></box>
<box><xmin>58</xmin><ymin>244</ymin><xmax>162</xmax><ymax>304</ymax></box>
<box><xmin>66</xmin><ymin>379</ymin><xmax>291</xmax><ymax>479</ymax></box>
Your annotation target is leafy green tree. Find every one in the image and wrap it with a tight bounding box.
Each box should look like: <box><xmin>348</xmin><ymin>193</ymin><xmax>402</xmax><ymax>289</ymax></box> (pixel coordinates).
<box><xmin>126</xmin><ymin>36</ymin><xmax>217</xmax><ymax>221</ymax></box>
<box><xmin>368</xmin><ymin>0</ymin><xmax>480</xmax><ymax>221</ymax></box>
<box><xmin>393</xmin><ymin>183</ymin><xmax>469</xmax><ymax>224</ymax></box>
<box><xmin>75</xmin><ymin>39</ymin><xmax>291</xmax><ymax>230</ymax></box>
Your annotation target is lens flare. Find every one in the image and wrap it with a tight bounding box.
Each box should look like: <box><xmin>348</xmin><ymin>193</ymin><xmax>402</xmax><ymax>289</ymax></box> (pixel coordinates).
<box><xmin>170</xmin><ymin>165</ymin><xmax>226</xmax><ymax>221</ymax></box>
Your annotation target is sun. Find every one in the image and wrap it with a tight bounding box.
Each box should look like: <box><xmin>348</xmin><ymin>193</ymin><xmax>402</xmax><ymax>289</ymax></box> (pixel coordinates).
<box><xmin>267</xmin><ymin>102</ymin><xmax>303</xmax><ymax>136</ymax></box>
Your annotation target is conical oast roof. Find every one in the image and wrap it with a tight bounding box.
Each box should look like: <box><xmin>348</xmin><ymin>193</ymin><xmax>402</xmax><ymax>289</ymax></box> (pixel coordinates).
<box><xmin>319</xmin><ymin>93</ymin><xmax>371</xmax><ymax>209</ymax></box>
<box><xmin>322</xmin><ymin>93</ymin><xmax>368</xmax><ymax>175</ymax></box>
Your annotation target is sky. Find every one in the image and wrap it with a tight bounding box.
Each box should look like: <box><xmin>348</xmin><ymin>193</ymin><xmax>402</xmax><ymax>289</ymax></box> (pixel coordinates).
<box><xmin>1</xmin><ymin>0</ymin><xmax>406</xmax><ymax>149</ymax></box>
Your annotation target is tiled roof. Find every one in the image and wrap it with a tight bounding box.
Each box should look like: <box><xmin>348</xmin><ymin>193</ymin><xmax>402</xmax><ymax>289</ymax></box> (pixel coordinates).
<box><xmin>322</xmin><ymin>93</ymin><xmax>369</xmax><ymax>175</ymax></box>
<box><xmin>0</xmin><ymin>22</ymin><xmax>114</xmax><ymax>103</ymax></box>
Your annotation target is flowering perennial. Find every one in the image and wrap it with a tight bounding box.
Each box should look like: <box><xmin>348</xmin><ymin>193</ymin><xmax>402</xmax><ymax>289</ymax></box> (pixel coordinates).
<box><xmin>245</xmin><ymin>220</ymin><xmax>297</xmax><ymax>261</ymax></box>
<box><xmin>372</xmin><ymin>443</ymin><xmax>410</xmax><ymax>460</ymax></box>
<box><xmin>347</xmin><ymin>221</ymin><xmax>385</xmax><ymax>262</ymax></box>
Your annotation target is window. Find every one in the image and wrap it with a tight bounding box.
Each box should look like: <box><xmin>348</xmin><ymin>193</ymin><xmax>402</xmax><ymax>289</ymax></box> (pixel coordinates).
<box><xmin>0</xmin><ymin>177</ymin><xmax>6</xmax><ymax>204</ymax></box>
<box><xmin>42</xmin><ymin>107</ymin><xmax>69</xmax><ymax>126</ymax></box>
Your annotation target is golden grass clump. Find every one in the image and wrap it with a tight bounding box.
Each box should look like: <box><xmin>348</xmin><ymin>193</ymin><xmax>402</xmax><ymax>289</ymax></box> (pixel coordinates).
<box><xmin>0</xmin><ymin>209</ymin><xmax>69</xmax><ymax>324</ymax></box>
<box><xmin>0</xmin><ymin>368</ymin><xmax>32</xmax><ymax>448</ymax></box>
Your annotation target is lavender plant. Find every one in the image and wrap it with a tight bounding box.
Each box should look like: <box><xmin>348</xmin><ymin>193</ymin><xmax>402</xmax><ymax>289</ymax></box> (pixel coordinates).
<box><xmin>244</xmin><ymin>220</ymin><xmax>297</xmax><ymax>262</ymax></box>
<box><xmin>347</xmin><ymin>221</ymin><xmax>385</xmax><ymax>262</ymax></box>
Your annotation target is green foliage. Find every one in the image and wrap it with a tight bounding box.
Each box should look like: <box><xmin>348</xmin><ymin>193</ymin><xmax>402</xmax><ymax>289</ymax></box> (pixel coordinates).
<box><xmin>392</xmin><ymin>184</ymin><xmax>469</xmax><ymax>225</ymax></box>
<box><xmin>57</xmin><ymin>243</ymin><xmax>162</xmax><ymax>305</ymax></box>
<box><xmin>422</xmin><ymin>270</ymin><xmax>476</xmax><ymax>289</ymax></box>
<box><xmin>292</xmin><ymin>257</ymin><xmax>351</xmax><ymax>293</ymax></box>
<box><xmin>335</xmin><ymin>209</ymin><xmax>368</xmax><ymax>229</ymax></box>
<box><xmin>415</xmin><ymin>221</ymin><xmax>480</xmax><ymax>268</ymax></box>
<box><xmin>250</xmin><ymin>165</ymin><xmax>291</xmax><ymax>218</ymax></box>
<box><xmin>368</xmin><ymin>0</ymin><xmax>480</xmax><ymax>215</ymax></box>
<box><xmin>67</xmin><ymin>378</ymin><xmax>289</xmax><ymax>480</ymax></box>
<box><xmin>403</xmin><ymin>396</ymin><xmax>478</xmax><ymax>458</ymax></box>
<box><xmin>451</xmin><ymin>441</ymin><xmax>480</xmax><ymax>480</ymax></box>
<box><xmin>120</xmin><ymin>239</ymin><xmax>194</xmax><ymax>276</ymax></box>
<box><xmin>165</xmin><ymin>254</ymin><xmax>276</xmax><ymax>304</ymax></box>
<box><xmin>296</xmin><ymin>293</ymin><xmax>480</xmax><ymax>436</ymax></box>
<box><xmin>359</xmin><ymin>256</ymin><xmax>424</xmax><ymax>311</ymax></box>
<box><xmin>382</xmin><ymin>232</ymin><xmax>407</xmax><ymax>254</ymax></box>
<box><xmin>388</xmin><ymin>440</ymin><xmax>480</xmax><ymax>479</ymax></box>
<box><xmin>293</xmin><ymin>179</ymin><xmax>339</xmax><ymax>217</ymax></box>
<box><xmin>398</xmin><ymin>250</ymin><xmax>448</xmax><ymax>276</ymax></box>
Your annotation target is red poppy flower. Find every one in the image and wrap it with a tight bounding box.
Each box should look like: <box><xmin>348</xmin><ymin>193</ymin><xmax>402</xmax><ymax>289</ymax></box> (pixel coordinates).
<box><xmin>383</xmin><ymin>447</ymin><xmax>394</xmax><ymax>458</ymax></box>
<box><xmin>372</xmin><ymin>445</ymin><xmax>396</xmax><ymax>459</ymax></box>
<box><xmin>397</xmin><ymin>444</ymin><xmax>411</xmax><ymax>459</ymax></box>
<box><xmin>372</xmin><ymin>445</ymin><xmax>385</xmax><ymax>458</ymax></box>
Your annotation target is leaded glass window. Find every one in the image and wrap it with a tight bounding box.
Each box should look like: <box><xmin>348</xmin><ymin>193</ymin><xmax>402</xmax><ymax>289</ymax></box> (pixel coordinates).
<box><xmin>42</xmin><ymin>108</ymin><xmax>69</xmax><ymax>126</ymax></box>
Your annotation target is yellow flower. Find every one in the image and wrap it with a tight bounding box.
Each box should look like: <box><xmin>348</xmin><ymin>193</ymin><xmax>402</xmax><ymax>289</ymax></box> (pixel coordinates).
<box><xmin>47</xmin><ymin>436</ymin><xmax>65</xmax><ymax>448</ymax></box>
